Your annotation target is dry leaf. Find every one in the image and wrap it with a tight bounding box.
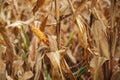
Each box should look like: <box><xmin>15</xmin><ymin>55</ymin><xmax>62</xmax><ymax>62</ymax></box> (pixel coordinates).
<box><xmin>111</xmin><ymin>71</ymin><xmax>120</xmax><ymax>80</ymax></box>
<box><xmin>91</xmin><ymin>20</ymin><xmax>110</xmax><ymax>59</ymax></box>
<box><xmin>45</xmin><ymin>36</ymin><xmax>65</xmax><ymax>80</ymax></box>
<box><xmin>0</xmin><ymin>18</ymin><xmax>17</xmax><ymax>63</ymax></box>
<box><xmin>23</xmin><ymin>71</ymin><xmax>33</xmax><ymax>80</ymax></box>
<box><xmin>48</xmin><ymin>35</ymin><xmax>58</xmax><ymax>52</ymax></box>
<box><xmin>90</xmin><ymin>56</ymin><xmax>108</xmax><ymax>80</ymax></box>
<box><xmin>32</xmin><ymin>0</ymin><xmax>45</xmax><ymax>14</ymax></box>
<box><xmin>66</xmin><ymin>49</ymin><xmax>76</xmax><ymax>64</ymax></box>
<box><xmin>28</xmin><ymin>36</ymin><xmax>38</xmax><ymax>61</ymax></box>
<box><xmin>6</xmin><ymin>71</ymin><xmax>13</xmax><ymax>80</ymax></box>
<box><xmin>28</xmin><ymin>36</ymin><xmax>38</xmax><ymax>70</ymax></box>
<box><xmin>6</xmin><ymin>17</ymin><xmax>34</xmax><ymax>28</ymax></box>
<box><xmin>46</xmin><ymin>51</ymin><xmax>62</xmax><ymax>80</ymax></box>
<box><xmin>13</xmin><ymin>60</ymin><xmax>33</xmax><ymax>80</ymax></box>
<box><xmin>40</xmin><ymin>16</ymin><xmax>48</xmax><ymax>32</ymax></box>
<box><xmin>46</xmin><ymin>37</ymin><xmax>75</xmax><ymax>80</ymax></box>
<box><xmin>67</xmin><ymin>0</ymin><xmax>88</xmax><ymax>49</ymax></box>
<box><xmin>0</xmin><ymin>45</ymin><xmax>6</xmax><ymax>80</ymax></box>
<box><xmin>55</xmin><ymin>0</ymin><xmax>60</xmax><ymax>21</ymax></box>
<box><xmin>13</xmin><ymin>60</ymin><xmax>24</xmax><ymax>77</ymax></box>
<box><xmin>91</xmin><ymin>0</ymin><xmax>97</xmax><ymax>8</ymax></box>
<box><xmin>60</xmin><ymin>56</ymin><xmax>76</xmax><ymax>80</ymax></box>
<box><xmin>74</xmin><ymin>0</ymin><xmax>86</xmax><ymax>17</ymax></box>
<box><xmin>34</xmin><ymin>50</ymin><xmax>43</xmax><ymax>80</ymax></box>
<box><xmin>0</xmin><ymin>34</ymin><xmax>6</xmax><ymax>45</ymax></box>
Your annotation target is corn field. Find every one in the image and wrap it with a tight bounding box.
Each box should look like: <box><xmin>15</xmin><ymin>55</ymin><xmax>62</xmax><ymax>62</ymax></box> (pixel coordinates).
<box><xmin>0</xmin><ymin>0</ymin><xmax>120</xmax><ymax>80</ymax></box>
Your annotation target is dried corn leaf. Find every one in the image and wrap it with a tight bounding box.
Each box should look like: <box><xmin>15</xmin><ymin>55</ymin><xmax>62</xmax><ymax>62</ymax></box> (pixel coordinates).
<box><xmin>28</xmin><ymin>36</ymin><xmax>38</xmax><ymax>61</ymax></box>
<box><xmin>34</xmin><ymin>50</ymin><xmax>43</xmax><ymax>80</ymax></box>
<box><xmin>18</xmin><ymin>71</ymin><xmax>33</xmax><ymax>80</ymax></box>
<box><xmin>55</xmin><ymin>0</ymin><xmax>60</xmax><ymax>21</ymax></box>
<box><xmin>48</xmin><ymin>35</ymin><xmax>58</xmax><ymax>52</ymax></box>
<box><xmin>28</xmin><ymin>36</ymin><xmax>38</xmax><ymax>69</ymax></box>
<box><xmin>30</xmin><ymin>24</ymin><xmax>49</xmax><ymax>45</ymax></box>
<box><xmin>0</xmin><ymin>34</ymin><xmax>6</xmax><ymax>46</ymax></box>
<box><xmin>0</xmin><ymin>18</ymin><xmax>17</xmax><ymax>62</ymax></box>
<box><xmin>0</xmin><ymin>46</ymin><xmax>6</xmax><ymax>80</ymax></box>
<box><xmin>90</xmin><ymin>56</ymin><xmax>108</xmax><ymax>80</ymax></box>
<box><xmin>32</xmin><ymin>0</ymin><xmax>45</xmax><ymax>14</ymax></box>
<box><xmin>6</xmin><ymin>71</ymin><xmax>13</xmax><ymax>80</ymax></box>
<box><xmin>91</xmin><ymin>8</ymin><xmax>108</xmax><ymax>25</ymax></box>
<box><xmin>6</xmin><ymin>18</ymin><xmax>34</xmax><ymax>28</ymax></box>
<box><xmin>74</xmin><ymin>0</ymin><xmax>86</xmax><ymax>17</ymax></box>
<box><xmin>91</xmin><ymin>20</ymin><xmax>110</xmax><ymax>59</ymax></box>
<box><xmin>67</xmin><ymin>0</ymin><xmax>88</xmax><ymax>48</ymax></box>
<box><xmin>22</xmin><ymin>71</ymin><xmax>33</xmax><ymax>80</ymax></box>
<box><xmin>40</xmin><ymin>16</ymin><xmax>48</xmax><ymax>32</ymax></box>
<box><xmin>90</xmin><ymin>20</ymin><xmax>110</xmax><ymax>80</ymax></box>
<box><xmin>13</xmin><ymin>60</ymin><xmax>33</xmax><ymax>80</ymax></box>
<box><xmin>46</xmin><ymin>36</ymin><xmax>75</xmax><ymax>80</ymax></box>
<box><xmin>46</xmin><ymin>51</ymin><xmax>62</xmax><ymax>80</ymax></box>
<box><xmin>75</xmin><ymin>16</ymin><xmax>88</xmax><ymax>49</ymax></box>
<box><xmin>91</xmin><ymin>0</ymin><xmax>97</xmax><ymax>8</ymax></box>
<box><xmin>111</xmin><ymin>71</ymin><xmax>120</xmax><ymax>80</ymax></box>
<box><xmin>46</xmin><ymin>35</ymin><xmax>64</xmax><ymax>79</ymax></box>
<box><xmin>60</xmin><ymin>56</ymin><xmax>76</xmax><ymax>80</ymax></box>
<box><xmin>13</xmin><ymin>60</ymin><xmax>24</xmax><ymax>77</ymax></box>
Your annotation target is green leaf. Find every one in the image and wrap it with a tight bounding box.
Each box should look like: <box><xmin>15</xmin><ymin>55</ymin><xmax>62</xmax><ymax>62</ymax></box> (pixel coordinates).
<box><xmin>74</xmin><ymin>65</ymin><xmax>86</xmax><ymax>78</ymax></box>
<box><xmin>21</xmin><ymin>26</ymin><xmax>30</xmax><ymax>49</ymax></box>
<box><xmin>65</xmin><ymin>32</ymin><xmax>75</xmax><ymax>47</ymax></box>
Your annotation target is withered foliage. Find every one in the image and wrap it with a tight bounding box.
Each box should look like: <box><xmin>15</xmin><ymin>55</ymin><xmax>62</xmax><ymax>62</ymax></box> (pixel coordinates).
<box><xmin>0</xmin><ymin>0</ymin><xmax>120</xmax><ymax>80</ymax></box>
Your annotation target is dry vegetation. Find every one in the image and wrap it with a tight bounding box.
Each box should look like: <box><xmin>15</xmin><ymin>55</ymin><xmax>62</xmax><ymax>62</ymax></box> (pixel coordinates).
<box><xmin>0</xmin><ymin>0</ymin><xmax>120</xmax><ymax>80</ymax></box>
